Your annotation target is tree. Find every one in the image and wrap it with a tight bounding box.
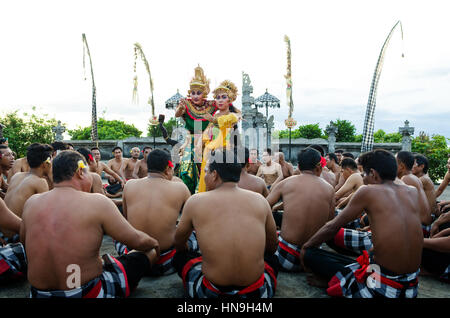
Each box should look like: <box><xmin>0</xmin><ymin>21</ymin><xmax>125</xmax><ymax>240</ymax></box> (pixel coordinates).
<box><xmin>273</xmin><ymin>123</ymin><xmax>324</xmax><ymax>139</ymax></box>
<box><xmin>325</xmin><ymin>119</ymin><xmax>356</xmax><ymax>142</ymax></box>
<box><xmin>1</xmin><ymin>108</ymin><xmax>59</xmax><ymax>158</ymax></box>
<box><xmin>412</xmin><ymin>132</ymin><xmax>450</xmax><ymax>183</ymax></box>
<box><xmin>147</xmin><ymin>117</ymin><xmax>178</xmax><ymax>137</ymax></box>
<box><xmin>68</xmin><ymin>118</ymin><xmax>142</xmax><ymax>140</ymax></box>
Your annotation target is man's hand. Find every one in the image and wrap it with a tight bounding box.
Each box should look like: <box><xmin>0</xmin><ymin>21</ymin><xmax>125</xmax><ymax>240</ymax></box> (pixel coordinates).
<box><xmin>158</xmin><ymin>114</ymin><xmax>165</xmax><ymax>124</ymax></box>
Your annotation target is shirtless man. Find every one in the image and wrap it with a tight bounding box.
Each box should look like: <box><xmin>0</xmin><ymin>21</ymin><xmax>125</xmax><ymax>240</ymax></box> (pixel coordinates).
<box><xmin>89</xmin><ymin>147</ymin><xmax>124</xmax><ymax>188</ymax></box>
<box><xmin>115</xmin><ymin>149</ymin><xmax>191</xmax><ymax>276</ymax></box>
<box><xmin>107</xmin><ymin>147</ymin><xmax>127</xmax><ymax>184</ymax></box>
<box><xmin>2</xmin><ymin>144</ymin><xmax>53</xmax><ymax>241</ymax></box>
<box><xmin>7</xmin><ymin>157</ymin><xmax>30</xmax><ymax>183</ymax></box>
<box><xmin>246</xmin><ymin>148</ymin><xmax>262</xmax><ymax>175</ymax></box>
<box><xmin>274</xmin><ymin>152</ymin><xmax>294</xmax><ymax>179</ymax></box>
<box><xmin>77</xmin><ymin>148</ymin><xmax>121</xmax><ymax>200</ymax></box>
<box><xmin>335</xmin><ymin>158</ymin><xmax>364</xmax><ymax>209</ymax></box>
<box><xmin>266</xmin><ymin>148</ymin><xmax>335</xmax><ymax>272</ymax></box>
<box><xmin>396</xmin><ymin>151</ymin><xmax>432</xmax><ymax>233</ymax></box>
<box><xmin>256</xmin><ymin>149</ymin><xmax>283</xmax><ymax>190</ymax></box>
<box><xmin>412</xmin><ymin>154</ymin><xmax>438</xmax><ymax>217</ymax></box>
<box><xmin>334</xmin><ymin>149</ymin><xmax>344</xmax><ymax>164</ymax></box>
<box><xmin>326</xmin><ymin>152</ymin><xmax>340</xmax><ymax>181</ymax></box>
<box><xmin>238</xmin><ymin>148</ymin><xmax>269</xmax><ymax>197</ymax></box>
<box><xmin>22</xmin><ymin>150</ymin><xmax>159</xmax><ymax>298</ymax></box>
<box><xmin>174</xmin><ymin>148</ymin><xmax>279</xmax><ymax>298</ymax></box>
<box><xmin>308</xmin><ymin>145</ymin><xmax>335</xmax><ymax>186</ymax></box>
<box><xmin>0</xmin><ymin>145</ymin><xmax>15</xmax><ymax>199</ymax></box>
<box><xmin>121</xmin><ymin>147</ymin><xmax>140</xmax><ymax>180</ymax></box>
<box><xmin>300</xmin><ymin>149</ymin><xmax>423</xmax><ymax>298</ymax></box>
<box><xmin>50</xmin><ymin>141</ymin><xmax>68</xmax><ymax>158</ymax></box>
<box><xmin>0</xmin><ymin>198</ymin><xmax>25</xmax><ymax>283</ymax></box>
<box><xmin>132</xmin><ymin>146</ymin><xmax>152</xmax><ymax>179</ymax></box>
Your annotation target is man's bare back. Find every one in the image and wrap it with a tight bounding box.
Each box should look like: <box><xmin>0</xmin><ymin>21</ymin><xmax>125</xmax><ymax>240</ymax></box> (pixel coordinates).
<box><xmin>176</xmin><ymin>185</ymin><xmax>277</xmax><ymax>286</ymax></box>
<box><xmin>7</xmin><ymin>157</ymin><xmax>30</xmax><ymax>183</ymax></box>
<box><xmin>268</xmin><ymin>173</ymin><xmax>334</xmax><ymax>247</ymax></box>
<box><xmin>238</xmin><ymin>170</ymin><xmax>269</xmax><ymax>197</ymax></box>
<box><xmin>124</xmin><ymin>177</ymin><xmax>190</xmax><ymax>251</ymax></box>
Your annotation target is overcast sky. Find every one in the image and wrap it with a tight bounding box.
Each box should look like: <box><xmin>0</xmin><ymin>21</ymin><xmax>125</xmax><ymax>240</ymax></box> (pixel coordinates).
<box><xmin>1</xmin><ymin>0</ymin><xmax>449</xmax><ymax>140</ymax></box>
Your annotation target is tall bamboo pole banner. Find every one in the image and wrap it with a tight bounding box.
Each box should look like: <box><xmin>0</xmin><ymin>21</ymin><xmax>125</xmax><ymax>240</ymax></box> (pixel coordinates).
<box><xmin>361</xmin><ymin>21</ymin><xmax>404</xmax><ymax>153</ymax></box>
<box><xmin>82</xmin><ymin>33</ymin><xmax>98</xmax><ymax>147</ymax></box>
<box><xmin>132</xmin><ymin>43</ymin><xmax>158</xmax><ymax>126</ymax></box>
<box><xmin>284</xmin><ymin>35</ymin><xmax>297</xmax><ymax>161</ymax></box>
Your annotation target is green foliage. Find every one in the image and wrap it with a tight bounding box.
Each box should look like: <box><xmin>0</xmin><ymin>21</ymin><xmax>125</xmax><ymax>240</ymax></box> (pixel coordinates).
<box><xmin>325</xmin><ymin>119</ymin><xmax>357</xmax><ymax>142</ymax></box>
<box><xmin>68</xmin><ymin>118</ymin><xmax>142</xmax><ymax>140</ymax></box>
<box><xmin>412</xmin><ymin>132</ymin><xmax>450</xmax><ymax>183</ymax></box>
<box><xmin>1</xmin><ymin>108</ymin><xmax>59</xmax><ymax>158</ymax></box>
<box><xmin>372</xmin><ymin>129</ymin><xmax>402</xmax><ymax>143</ymax></box>
<box><xmin>147</xmin><ymin>117</ymin><xmax>178</xmax><ymax>137</ymax></box>
<box><xmin>273</xmin><ymin>123</ymin><xmax>325</xmax><ymax>139</ymax></box>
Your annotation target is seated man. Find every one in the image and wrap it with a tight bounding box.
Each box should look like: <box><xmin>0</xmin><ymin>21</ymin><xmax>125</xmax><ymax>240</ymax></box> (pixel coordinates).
<box><xmin>0</xmin><ymin>198</ymin><xmax>25</xmax><ymax>284</ymax></box>
<box><xmin>22</xmin><ymin>150</ymin><xmax>160</xmax><ymax>298</ymax></box>
<box><xmin>238</xmin><ymin>148</ymin><xmax>269</xmax><ymax>197</ymax></box>
<box><xmin>266</xmin><ymin>148</ymin><xmax>335</xmax><ymax>272</ymax></box>
<box><xmin>308</xmin><ymin>145</ymin><xmax>335</xmax><ymax>186</ymax></box>
<box><xmin>421</xmin><ymin>212</ymin><xmax>450</xmax><ymax>283</ymax></box>
<box><xmin>273</xmin><ymin>152</ymin><xmax>294</xmax><ymax>180</ymax></box>
<box><xmin>326</xmin><ymin>152</ymin><xmax>340</xmax><ymax>181</ymax></box>
<box><xmin>301</xmin><ymin>149</ymin><xmax>423</xmax><ymax>298</ymax></box>
<box><xmin>335</xmin><ymin>158</ymin><xmax>364</xmax><ymax>211</ymax></box>
<box><xmin>413</xmin><ymin>154</ymin><xmax>438</xmax><ymax>217</ymax></box>
<box><xmin>2</xmin><ymin>143</ymin><xmax>53</xmax><ymax>242</ymax></box>
<box><xmin>396</xmin><ymin>151</ymin><xmax>432</xmax><ymax>236</ymax></box>
<box><xmin>115</xmin><ymin>149</ymin><xmax>191</xmax><ymax>276</ymax></box>
<box><xmin>256</xmin><ymin>148</ymin><xmax>283</xmax><ymax>190</ymax></box>
<box><xmin>0</xmin><ymin>145</ymin><xmax>15</xmax><ymax>199</ymax></box>
<box><xmin>132</xmin><ymin>146</ymin><xmax>152</xmax><ymax>179</ymax></box>
<box><xmin>121</xmin><ymin>147</ymin><xmax>140</xmax><ymax>180</ymax></box>
<box><xmin>77</xmin><ymin>148</ymin><xmax>121</xmax><ymax>200</ymax></box>
<box><xmin>246</xmin><ymin>148</ymin><xmax>262</xmax><ymax>176</ymax></box>
<box><xmin>174</xmin><ymin>148</ymin><xmax>278</xmax><ymax>298</ymax></box>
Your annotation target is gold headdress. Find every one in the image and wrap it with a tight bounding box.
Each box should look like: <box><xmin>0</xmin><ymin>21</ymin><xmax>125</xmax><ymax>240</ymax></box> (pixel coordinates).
<box><xmin>213</xmin><ymin>80</ymin><xmax>238</xmax><ymax>102</ymax></box>
<box><xmin>188</xmin><ymin>65</ymin><xmax>210</xmax><ymax>96</ymax></box>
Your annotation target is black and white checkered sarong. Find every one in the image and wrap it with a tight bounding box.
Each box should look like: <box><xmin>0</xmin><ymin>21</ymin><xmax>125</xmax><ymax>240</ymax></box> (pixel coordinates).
<box><xmin>0</xmin><ymin>243</ymin><xmax>27</xmax><ymax>284</ymax></box>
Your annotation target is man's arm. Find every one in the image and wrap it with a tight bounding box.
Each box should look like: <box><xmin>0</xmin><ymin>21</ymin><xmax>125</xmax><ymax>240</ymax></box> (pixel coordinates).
<box><xmin>436</xmin><ymin>172</ymin><xmax>450</xmax><ymax>198</ymax></box>
<box><xmin>99</xmin><ymin>196</ymin><xmax>159</xmax><ymax>255</ymax></box>
<box><xmin>0</xmin><ymin>199</ymin><xmax>21</xmax><ymax>235</ymax></box>
<box><xmin>256</xmin><ymin>166</ymin><xmax>263</xmax><ymax>178</ymax></box>
<box><xmin>174</xmin><ymin>197</ymin><xmax>196</xmax><ymax>252</ymax></box>
<box><xmin>301</xmin><ymin>186</ymin><xmax>368</xmax><ymax>258</ymax></box>
<box><xmin>132</xmin><ymin>161</ymin><xmax>142</xmax><ymax>179</ymax></box>
<box><xmin>103</xmin><ymin>163</ymin><xmax>125</xmax><ymax>185</ymax></box>
<box><xmin>335</xmin><ymin>175</ymin><xmax>357</xmax><ymax>200</ymax></box>
<box><xmin>264</xmin><ymin>201</ymin><xmax>278</xmax><ymax>255</ymax></box>
<box><xmin>334</xmin><ymin>174</ymin><xmax>345</xmax><ymax>191</ymax></box>
<box><xmin>430</xmin><ymin>212</ymin><xmax>450</xmax><ymax>237</ymax></box>
<box><xmin>266</xmin><ymin>181</ymin><xmax>283</xmax><ymax>208</ymax></box>
<box><xmin>423</xmin><ymin>235</ymin><xmax>450</xmax><ymax>253</ymax></box>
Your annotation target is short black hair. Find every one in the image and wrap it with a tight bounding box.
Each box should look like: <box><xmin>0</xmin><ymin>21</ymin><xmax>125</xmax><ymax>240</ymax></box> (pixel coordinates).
<box><xmin>26</xmin><ymin>143</ymin><xmax>54</xmax><ymax>168</ymax></box>
<box><xmin>308</xmin><ymin>144</ymin><xmax>325</xmax><ymax>157</ymax></box>
<box><xmin>297</xmin><ymin>148</ymin><xmax>321</xmax><ymax>171</ymax></box>
<box><xmin>77</xmin><ymin>148</ymin><xmax>95</xmax><ymax>163</ymax></box>
<box><xmin>358</xmin><ymin>149</ymin><xmax>397</xmax><ymax>181</ymax></box>
<box><xmin>327</xmin><ymin>152</ymin><xmax>339</xmax><ymax>163</ymax></box>
<box><xmin>51</xmin><ymin>141</ymin><xmax>68</xmax><ymax>152</ymax></box>
<box><xmin>90</xmin><ymin>147</ymin><xmax>100</xmax><ymax>152</ymax></box>
<box><xmin>143</xmin><ymin>146</ymin><xmax>152</xmax><ymax>152</ymax></box>
<box><xmin>264</xmin><ymin>148</ymin><xmax>272</xmax><ymax>156</ymax></box>
<box><xmin>112</xmin><ymin>146</ymin><xmax>123</xmax><ymax>153</ymax></box>
<box><xmin>147</xmin><ymin>148</ymin><xmax>171</xmax><ymax>173</ymax></box>
<box><xmin>335</xmin><ymin>149</ymin><xmax>344</xmax><ymax>154</ymax></box>
<box><xmin>342</xmin><ymin>152</ymin><xmax>355</xmax><ymax>160</ymax></box>
<box><xmin>414</xmin><ymin>154</ymin><xmax>429</xmax><ymax>174</ymax></box>
<box><xmin>67</xmin><ymin>143</ymin><xmax>74</xmax><ymax>148</ymax></box>
<box><xmin>397</xmin><ymin>151</ymin><xmax>415</xmax><ymax>170</ymax></box>
<box><xmin>0</xmin><ymin>145</ymin><xmax>9</xmax><ymax>152</ymax></box>
<box><xmin>52</xmin><ymin>150</ymin><xmax>87</xmax><ymax>184</ymax></box>
<box><xmin>208</xmin><ymin>149</ymin><xmax>242</xmax><ymax>183</ymax></box>
<box><xmin>341</xmin><ymin>158</ymin><xmax>358</xmax><ymax>171</ymax></box>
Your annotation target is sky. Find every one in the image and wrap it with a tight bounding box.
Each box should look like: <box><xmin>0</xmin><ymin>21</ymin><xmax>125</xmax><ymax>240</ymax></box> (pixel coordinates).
<box><xmin>1</xmin><ymin>0</ymin><xmax>449</xmax><ymax>140</ymax></box>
